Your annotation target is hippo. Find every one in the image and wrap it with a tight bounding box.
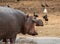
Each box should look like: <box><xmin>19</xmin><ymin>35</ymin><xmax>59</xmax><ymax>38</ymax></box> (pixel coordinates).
<box><xmin>0</xmin><ymin>6</ymin><xmax>43</xmax><ymax>44</ymax></box>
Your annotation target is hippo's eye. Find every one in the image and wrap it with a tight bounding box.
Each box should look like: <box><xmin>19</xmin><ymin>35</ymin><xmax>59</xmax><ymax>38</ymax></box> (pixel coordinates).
<box><xmin>32</xmin><ymin>19</ymin><xmax>36</xmax><ymax>23</ymax></box>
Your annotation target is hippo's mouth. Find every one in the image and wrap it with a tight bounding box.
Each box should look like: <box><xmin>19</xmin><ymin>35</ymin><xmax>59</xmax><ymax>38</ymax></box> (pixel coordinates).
<box><xmin>27</xmin><ymin>30</ymin><xmax>38</xmax><ymax>36</ymax></box>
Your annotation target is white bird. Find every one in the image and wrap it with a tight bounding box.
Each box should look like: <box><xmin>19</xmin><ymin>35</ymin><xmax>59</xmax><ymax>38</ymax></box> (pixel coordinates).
<box><xmin>43</xmin><ymin>8</ymin><xmax>47</xmax><ymax>14</ymax></box>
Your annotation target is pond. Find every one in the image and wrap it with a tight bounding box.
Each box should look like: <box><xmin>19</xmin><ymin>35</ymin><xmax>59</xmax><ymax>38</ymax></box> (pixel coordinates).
<box><xmin>0</xmin><ymin>37</ymin><xmax>60</xmax><ymax>44</ymax></box>
<box><xmin>15</xmin><ymin>37</ymin><xmax>60</xmax><ymax>44</ymax></box>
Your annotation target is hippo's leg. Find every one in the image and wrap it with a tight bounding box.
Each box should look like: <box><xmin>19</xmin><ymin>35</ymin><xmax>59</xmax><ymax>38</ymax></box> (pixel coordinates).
<box><xmin>3</xmin><ymin>39</ymin><xmax>7</xmax><ymax>44</ymax></box>
<box><xmin>10</xmin><ymin>38</ymin><xmax>16</xmax><ymax>44</ymax></box>
<box><xmin>10</xmin><ymin>35</ymin><xmax>16</xmax><ymax>44</ymax></box>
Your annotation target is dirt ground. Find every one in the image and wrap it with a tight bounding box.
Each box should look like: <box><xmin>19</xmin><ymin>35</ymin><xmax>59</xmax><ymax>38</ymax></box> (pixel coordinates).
<box><xmin>36</xmin><ymin>13</ymin><xmax>60</xmax><ymax>37</ymax></box>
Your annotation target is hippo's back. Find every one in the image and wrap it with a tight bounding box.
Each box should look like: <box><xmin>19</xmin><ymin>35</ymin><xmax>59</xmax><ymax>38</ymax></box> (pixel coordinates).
<box><xmin>0</xmin><ymin>6</ymin><xmax>26</xmax><ymax>39</ymax></box>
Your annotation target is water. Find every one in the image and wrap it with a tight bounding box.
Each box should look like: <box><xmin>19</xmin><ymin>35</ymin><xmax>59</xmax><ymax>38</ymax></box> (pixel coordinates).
<box><xmin>15</xmin><ymin>37</ymin><xmax>60</xmax><ymax>44</ymax></box>
<box><xmin>0</xmin><ymin>37</ymin><xmax>60</xmax><ymax>44</ymax></box>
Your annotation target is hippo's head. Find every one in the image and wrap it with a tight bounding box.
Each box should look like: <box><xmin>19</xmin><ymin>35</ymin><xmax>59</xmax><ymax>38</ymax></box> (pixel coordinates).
<box><xmin>24</xmin><ymin>16</ymin><xmax>37</xmax><ymax>36</ymax></box>
<box><xmin>21</xmin><ymin>15</ymin><xmax>43</xmax><ymax>36</ymax></box>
